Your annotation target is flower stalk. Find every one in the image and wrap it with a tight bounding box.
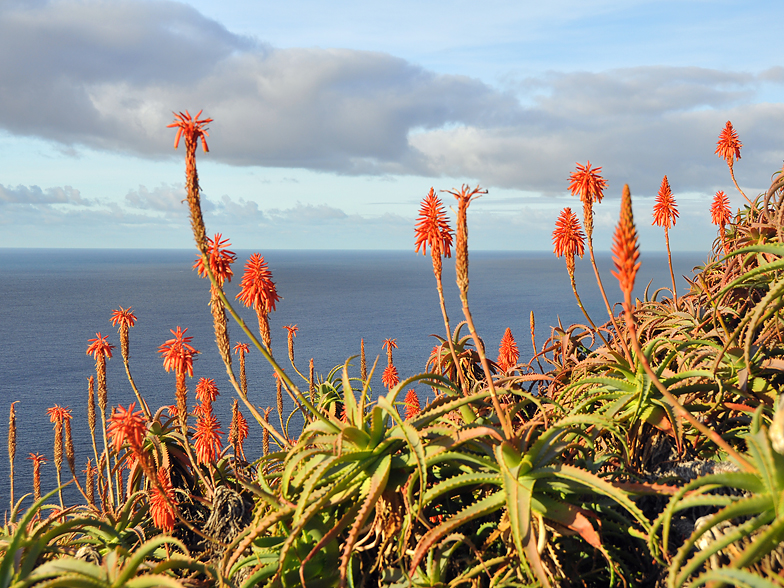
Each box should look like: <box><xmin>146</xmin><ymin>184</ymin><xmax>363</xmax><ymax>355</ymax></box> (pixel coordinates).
<box><xmin>86</xmin><ymin>334</ymin><xmax>115</xmax><ymax>510</ymax></box>
<box><xmin>446</xmin><ymin>184</ymin><xmax>512</xmax><ymax>438</ymax></box>
<box><xmin>716</xmin><ymin>120</ymin><xmax>751</xmax><ymax>206</ymax></box>
<box><xmin>613</xmin><ymin>184</ymin><xmax>753</xmax><ymax>472</ymax></box>
<box><xmin>652</xmin><ymin>175</ymin><xmax>679</xmax><ymax>301</ymax></box>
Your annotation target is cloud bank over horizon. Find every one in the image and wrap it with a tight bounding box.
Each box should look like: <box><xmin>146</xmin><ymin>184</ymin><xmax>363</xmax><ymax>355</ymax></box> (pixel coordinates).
<box><xmin>1</xmin><ymin>0</ymin><xmax>782</xmax><ymax>250</ymax></box>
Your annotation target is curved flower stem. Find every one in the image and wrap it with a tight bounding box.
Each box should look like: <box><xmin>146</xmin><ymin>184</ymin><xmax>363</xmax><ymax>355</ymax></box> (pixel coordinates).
<box><xmin>568</xmin><ymin>269</ymin><xmax>610</xmax><ymax>348</ymax></box>
<box><xmin>728</xmin><ymin>163</ymin><xmax>752</xmax><ymax>206</ymax></box>
<box><xmin>587</xmin><ymin>239</ymin><xmax>632</xmax><ymax>363</ymax></box>
<box><xmin>179</xmin><ymin>416</ymin><xmax>214</xmax><ymax>499</ymax></box>
<box><xmin>621</xmin><ymin>295</ymin><xmax>754</xmax><ymax>473</ymax></box>
<box><xmin>122</xmin><ymin>358</ymin><xmax>151</xmax><ymax>420</ymax></box>
<box><xmin>435</xmin><ymin>270</ymin><xmax>468</xmax><ymax>394</ymax></box>
<box><xmin>664</xmin><ymin>227</ymin><xmax>677</xmax><ymax>306</ymax></box>
<box><xmin>459</xmin><ymin>295</ymin><xmax>513</xmax><ymax>439</ymax></box>
<box><xmin>98</xmin><ymin>412</ymin><xmax>115</xmax><ymax>510</ymax></box>
<box><xmin>198</xmin><ymin>249</ymin><xmax>331</xmax><ymax>446</ymax></box>
<box><xmin>54</xmin><ymin>464</ymin><xmax>64</xmax><ymax>511</ymax></box>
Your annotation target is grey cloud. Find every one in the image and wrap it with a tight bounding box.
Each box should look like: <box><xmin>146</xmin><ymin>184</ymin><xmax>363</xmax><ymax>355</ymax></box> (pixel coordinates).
<box><xmin>268</xmin><ymin>202</ymin><xmax>349</xmax><ymax>223</ymax></box>
<box><xmin>530</xmin><ymin>67</ymin><xmax>755</xmax><ymax>117</ymax></box>
<box><xmin>208</xmin><ymin>195</ymin><xmax>265</xmax><ymax>223</ymax></box>
<box><xmin>125</xmin><ymin>184</ymin><xmax>186</xmax><ymax>212</ymax></box>
<box><xmin>0</xmin><ymin>0</ymin><xmax>516</xmax><ymax>166</ymax></box>
<box><xmin>0</xmin><ymin>183</ymin><xmax>88</xmax><ymax>205</ymax></box>
<box><xmin>1</xmin><ymin>0</ymin><xmax>783</xmax><ymax>200</ymax></box>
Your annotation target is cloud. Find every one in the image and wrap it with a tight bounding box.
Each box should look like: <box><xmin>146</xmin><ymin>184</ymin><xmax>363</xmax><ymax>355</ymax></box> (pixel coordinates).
<box><xmin>0</xmin><ymin>0</ymin><xmax>782</xmax><ymax>201</ymax></box>
<box><xmin>0</xmin><ymin>0</ymin><xmax>514</xmax><ymax>164</ymax></box>
<box><xmin>410</xmin><ymin>80</ymin><xmax>784</xmax><ymax>197</ymax></box>
<box><xmin>268</xmin><ymin>202</ymin><xmax>349</xmax><ymax>223</ymax></box>
<box><xmin>0</xmin><ymin>183</ymin><xmax>89</xmax><ymax>205</ymax></box>
<box><xmin>124</xmin><ymin>183</ymin><xmax>186</xmax><ymax>212</ymax></box>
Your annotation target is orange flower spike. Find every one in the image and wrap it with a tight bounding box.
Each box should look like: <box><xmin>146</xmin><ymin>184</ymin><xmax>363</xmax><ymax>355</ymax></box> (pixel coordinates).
<box><xmin>158</xmin><ymin>327</ymin><xmax>199</xmax><ymax>378</ymax></box>
<box><xmin>382</xmin><ymin>364</ymin><xmax>400</xmax><ymax>390</ymax></box>
<box><xmin>110</xmin><ymin>306</ymin><xmax>137</xmax><ymax>330</ymax></box>
<box><xmin>193</xmin><ymin>401</ymin><xmax>211</xmax><ymax>418</ymax></box>
<box><xmin>106</xmin><ymin>402</ymin><xmax>147</xmax><ymax>455</ymax></box>
<box><xmin>168</xmin><ymin>109</ymin><xmax>213</xmax><ymax>153</ymax></box>
<box><xmin>403</xmin><ymin>389</ymin><xmax>421</xmax><ymax>420</ymax></box>
<box><xmin>195</xmin><ymin>377</ymin><xmax>220</xmax><ymax>404</ymax></box>
<box><xmin>231</xmin><ymin>400</ymin><xmax>249</xmax><ymax>448</ymax></box>
<box><xmin>193</xmin><ymin>411</ymin><xmax>223</xmax><ymax>465</ymax></box>
<box><xmin>552</xmin><ymin>208</ymin><xmax>586</xmax><ymax>259</ymax></box>
<box><xmin>28</xmin><ymin>453</ymin><xmax>47</xmax><ymax>500</ymax></box>
<box><xmin>237</xmin><ymin>253</ymin><xmax>280</xmax><ymax>349</ymax></box>
<box><xmin>711</xmin><ymin>190</ymin><xmax>732</xmax><ymax>227</ymax></box>
<box><xmin>149</xmin><ymin>467</ymin><xmax>177</xmax><ymax>532</ymax></box>
<box><xmin>237</xmin><ymin>411</ymin><xmax>249</xmax><ymax>445</ymax></box>
<box><xmin>611</xmin><ymin>185</ymin><xmax>641</xmax><ymax>301</ymax></box>
<box><xmin>236</xmin><ymin>253</ymin><xmax>280</xmax><ymax>313</ymax></box>
<box><xmin>47</xmin><ymin>404</ymin><xmax>71</xmax><ymax>425</ymax></box>
<box><xmin>86</xmin><ymin>333</ymin><xmax>115</xmax><ymax>360</ymax></box>
<box><xmin>414</xmin><ymin>188</ymin><xmax>454</xmax><ymax>258</ymax></box>
<box><xmin>715</xmin><ymin>120</ymin><xmax>742</xmax><ymax>166</ymax></box>
<box><xmin>283</xmin><ymin>324</ymin><xmax>298</xmax><ymax>363</ymax></box>
<box><xmin>193</xmin><ymin>233</ymin><xmax>236</xmax><ymax>287</ymax></box>
<box><xmin>382</xmin><ymin>337</ymin><xmax>398</xmax><ymax>366</ymax></box>
<box><xmin>444</xmin><ymin>184</ymin><xmax>487</xmax><ymax>299</ymax></box>
<box><xmin>233</xmin><ymin>342</ymin><xmax>250</xmax><ymax>395</ymax></box>
<box><xmin>568</xmin><ymin>161</ymin><xmax>607</xmax><ymax>205</ymax></box>
<box><xmin>497</xmin><ymin>328</ymin><xmax>519</xmax><ymax>372</ymax></box>
<box><xmin>568</xmin><ymin>161</ymin><xmax>607</xmax><ymax>241</ymax></box>
<box><xmin>652</xmin><ymin>175</ymin><xmax>679</xmax><ymax>230</ymax></box>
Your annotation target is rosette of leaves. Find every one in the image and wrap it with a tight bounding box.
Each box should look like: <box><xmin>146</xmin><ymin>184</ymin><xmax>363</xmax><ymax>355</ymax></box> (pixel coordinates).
<box><xmin>0</xmin><ymin>488</ymin><xmax>207</xmax><ymax>588</ymax></box>
<box><xmin>651</xmin><ymin>408</ymin><xmax>784</xmax><ymax>587</ymax></box>
<box><xmin>403</xmin><ymin>409</ymin><xmax>654</xmax><ymax>588</ymax></box>
<box><xmin>427</xmin><ymin>321</ymin><xmax>486</xmax><ymax>388</ymax></box>
<box><xmin>221</xmin><ymin>359</ymin><xmax>472</xmax><ymax>587</ymax></box>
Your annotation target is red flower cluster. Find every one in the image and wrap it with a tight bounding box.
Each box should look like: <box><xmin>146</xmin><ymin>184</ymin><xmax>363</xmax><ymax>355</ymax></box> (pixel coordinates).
<box><xmin>193</xmin><ymin>411</ymin><xmax>223</xmax><ymax>465</ymax></box>
<box><xmin>611</xmin><ymin>185</ymin><xmax>641</xmax><ymax>300</ymax></box>
<box><xmin>236</xmin><ymin>254</ymin><xmax>280</xmax><ymax>313</ymax></box>
<box><xmin>382</xmin><ymin>365</ymin><xmax>400</xmax><ymax>390</ymax></box>
<box><xmin>403</xmin><ymin>389</ymin><xmax>421</xmax><ymax>420</ymax></box>
<box><xmin>710</xmin><ymin>190</ymin><xmax>732</xmax><ymax>227</ymax></box>
<box><xmin>652</xmin><ymin>175</ymin><xmax>678</xmax><ymax>230</ymax></box>
<box><xmin>158</xmin><ymin>327</ymin><xmax>199</xmax><ymax>378</ymax></box>
<box><xmin>107</xmin><ymin>403</ymin><xmax>147</xmax><ymax>455</ymax></box>
<box><xmin>86</xmin><ymin>333</ymin><xmax>115</xmax><ymax>360</ymax></box>
<box><xmin>150</xmin><ymin>467</ymin><xmax>177</xmax><ymax>532</ymax></box>
<box><xmin>167</xmin><ymin>110</ymin><xmax>213</xmax><ymax>152</ymax></box>
<box><xmin>552</xmin><ymin>208</ymin><xmax>585</xmax><ymax>259</ymax></box>
<box><xmin>496</xmin><ymin>328</ymin><xmax>519</xmax><ymax>372</ymax></box>
<box><xmin>414</xmin><ymin>188</ymin><xmax>453</xmax><ymax>258</ymax></box>
<box><xmin>194</xmin><ymin>233</ymin><xmax>236</xmax><ymax>287</ymax></box>
<box><xmin>568</xmin><ymin>161</ymin><xmax>607</xmax><ymax>205</ymax></box>
<box><xmin>715</xmin><ymin>120</ymin><xmax>742</xmax><ymax>165</ymax></box>
<box><xmin>195</xmin><ymin>378</ymin><xmax>220</xmax><ymax>404</ymax></box>
<box><xmin>110</xmin><ymin>307</ymin><xmax>137</xmax><ymax>330</ymax></box>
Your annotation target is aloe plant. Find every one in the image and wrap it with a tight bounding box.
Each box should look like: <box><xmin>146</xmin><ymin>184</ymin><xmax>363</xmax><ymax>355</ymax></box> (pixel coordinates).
<box><xmin>652</xmin><ymin>408</ymin><xmax>784</xmax><ymax>587</ymax></box>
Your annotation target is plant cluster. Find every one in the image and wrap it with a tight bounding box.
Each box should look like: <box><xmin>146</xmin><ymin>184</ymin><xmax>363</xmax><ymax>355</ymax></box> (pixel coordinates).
<box><xmin>2</xmin><ymin>116</ymin><xmax>784</xmax><ymax>587</ymax></box>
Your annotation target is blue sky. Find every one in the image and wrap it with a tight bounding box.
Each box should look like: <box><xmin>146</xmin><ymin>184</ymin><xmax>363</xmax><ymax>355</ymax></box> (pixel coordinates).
<box><xmin>1</xmin><ymin>0</ymin><xmax>782</xmax><ymax>251</ymax></box>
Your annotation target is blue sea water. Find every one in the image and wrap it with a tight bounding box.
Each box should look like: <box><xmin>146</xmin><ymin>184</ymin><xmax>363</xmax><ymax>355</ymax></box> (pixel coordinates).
<box><xmin>0</xmin><ymin>248</ymin><xmax>708</xmax><ymax>507</ymax></box>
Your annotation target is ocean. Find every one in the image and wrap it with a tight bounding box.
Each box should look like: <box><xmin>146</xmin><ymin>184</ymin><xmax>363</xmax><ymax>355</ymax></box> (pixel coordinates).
<box><xmin>0</xmin><ymin>247</ymin><xmax>708</xmax><ymax>507</ymax></box>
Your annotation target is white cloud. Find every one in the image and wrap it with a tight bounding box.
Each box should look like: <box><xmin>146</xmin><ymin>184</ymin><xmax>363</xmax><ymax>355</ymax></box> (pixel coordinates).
<box><xmin>0</xmin><ymin>183</ymin><xmax>88</xmax><ymax>205</ymax></box>
<box><xmin>125</xmin><ymin>183</ymin><xmax>185</xmax><ymax>212</ymax></box>
<box><xmin>0</xmin><ymin>0</ymin><xmax>782</xmax><ymax>209</ymax></box>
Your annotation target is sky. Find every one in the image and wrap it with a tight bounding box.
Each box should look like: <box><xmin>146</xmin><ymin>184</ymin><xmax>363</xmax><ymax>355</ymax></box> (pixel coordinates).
<box><xmin>1</xmin><ymin>0</ymin><xmax>783</xmax><ymax>251</ymax></box>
